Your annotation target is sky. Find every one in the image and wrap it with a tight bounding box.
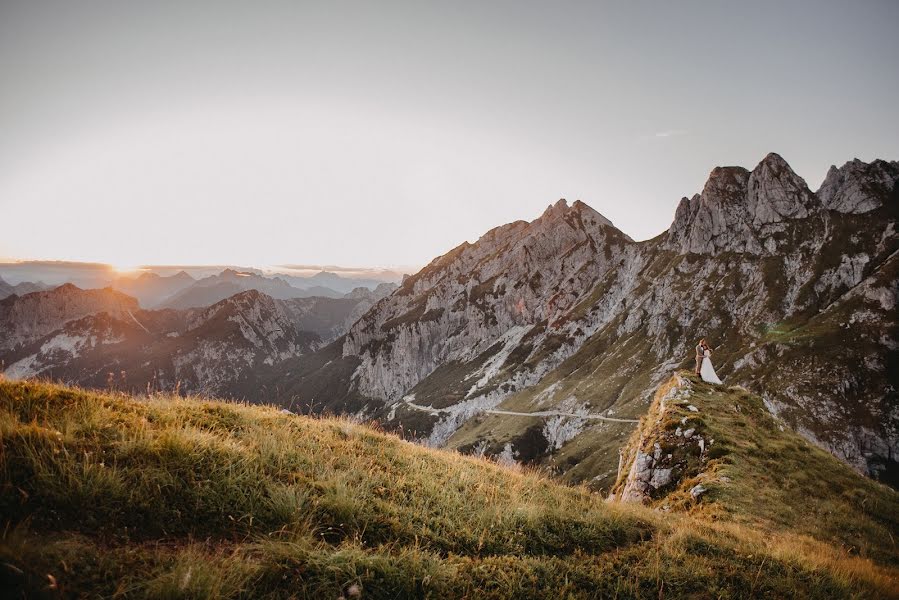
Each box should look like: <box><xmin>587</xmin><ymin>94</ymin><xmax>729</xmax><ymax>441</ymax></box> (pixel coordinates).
<box><xmin>1</xmin><ymin>1</ymin><xmax>897</xmax><ymax>269</ymax></box>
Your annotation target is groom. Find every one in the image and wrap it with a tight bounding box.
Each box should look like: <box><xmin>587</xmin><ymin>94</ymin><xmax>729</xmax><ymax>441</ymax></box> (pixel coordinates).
<box><xmin>695</xmin><ymin>338</ymin><xmax>705</xmax><ymax>375</ymax></box>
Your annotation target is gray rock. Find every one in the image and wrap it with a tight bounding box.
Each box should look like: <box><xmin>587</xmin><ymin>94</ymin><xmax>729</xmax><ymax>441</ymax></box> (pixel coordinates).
<box><xmin>690</xmin><ymin>484</ymin><xmax>708</xmax><ymax>500</ymax></box>
<box><xmin>817</xmin><ymin>159</ymin><xmax>899</xmax><ymax>214</ymax></box>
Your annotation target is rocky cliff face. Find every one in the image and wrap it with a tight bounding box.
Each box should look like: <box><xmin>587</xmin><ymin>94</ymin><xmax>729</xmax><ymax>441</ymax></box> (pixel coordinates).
<box><xmin>818</xmin><ymin>158</ymin><xmax>899</xmax><ymax>214</ymax></box>
<box><xmin>0</xmin><ymin>284</ymin><xmax>139</xmax><ymax>353</ymax></box>
<box><xmin>341</xmin><ymin>199</ymin><xmax>632</xmax><ymax>402</ymax></box>
<box><xmin>611</xmin><ymin>374</ymin><xmax>713</xmax><ymax>504</ymax></box>
<box><xmin>281</xmin><ymin>153</ymin><xmax>898</xmax><ymax>489</ymax></box>
<box><xmin>666</xmin><ymin>153</ymin><xmax>820</xmax><ymax>255</ymax></box>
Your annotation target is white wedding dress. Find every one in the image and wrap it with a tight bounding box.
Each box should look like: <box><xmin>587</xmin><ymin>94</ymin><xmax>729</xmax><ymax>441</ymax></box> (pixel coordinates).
<box><xmin>700</xmin><ymin>349</ymin><xmax>722</xmax><ymax>384</ymax></box>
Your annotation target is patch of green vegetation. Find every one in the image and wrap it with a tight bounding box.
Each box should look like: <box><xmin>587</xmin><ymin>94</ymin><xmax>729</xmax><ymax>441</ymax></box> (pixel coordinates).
<box><xmin>468</xmin><ymin>275</ymin><xmax>503</xmax><ymax>312</ymax></box>
<box><xmin>1</xmin><ymin>379</ymin><xmax>896</xmax><ymax>598</ymax></box>
<box><xmin>381</xmin><ymin>297</ymin><xmax>429</xmax><ymax>331</ymax></box>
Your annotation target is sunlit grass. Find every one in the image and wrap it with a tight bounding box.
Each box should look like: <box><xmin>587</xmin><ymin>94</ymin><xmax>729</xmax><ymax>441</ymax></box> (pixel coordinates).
<box><xmin>1</xmin><ymin>378</ymin><xmax>896</xmax><ymax>598</ymax></box>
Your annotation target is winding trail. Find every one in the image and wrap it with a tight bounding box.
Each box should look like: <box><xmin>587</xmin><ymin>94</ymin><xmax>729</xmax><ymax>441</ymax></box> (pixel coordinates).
<box><xmin>127</xmin><ymin>310</ymin><xmax>151</xmax><ymax>334</ymax></box>
<box><xmin>403</xmin><ymin>398</ymin><xmax>639</xmax><ymax>424</ymax></box>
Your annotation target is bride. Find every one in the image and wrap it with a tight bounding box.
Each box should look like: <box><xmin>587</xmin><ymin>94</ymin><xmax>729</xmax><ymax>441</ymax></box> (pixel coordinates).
<box><xmin>700</xmin><ymin>341</ymin><xmax>723</xmax><ymax>384</ymax></box>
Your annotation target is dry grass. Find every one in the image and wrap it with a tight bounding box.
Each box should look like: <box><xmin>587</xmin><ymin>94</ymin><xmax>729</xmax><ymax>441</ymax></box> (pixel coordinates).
<box><xmin>1</xmin><ymin>378</ymin><xmax>897</xmax><ymax>598</ymax></box>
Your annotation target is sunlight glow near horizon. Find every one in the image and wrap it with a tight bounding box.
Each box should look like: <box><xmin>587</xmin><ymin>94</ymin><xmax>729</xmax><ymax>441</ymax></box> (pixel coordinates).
<box><xmin>1</xmin><ymin>1</ymin><xmax>897</xmax><ymax>268</ymax></box>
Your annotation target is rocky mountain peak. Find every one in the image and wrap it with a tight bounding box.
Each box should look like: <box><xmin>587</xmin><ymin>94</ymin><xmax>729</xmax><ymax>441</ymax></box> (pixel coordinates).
<box><xmin>0</xmin><ymin>284</ymin><xmax>139</xmax><ymax>352</ymax></box>
<box><xmin>817</xmin><ymin>157</ymin><xmax>899</xmax><ymax>214</ymax></box>
<box><xmin>53</xmin><ymin>282</ymin><xmax>81</xmax><ymax>294</ymax></box>
<box><xmin>192</xmin><ymin>288</ymin><xmax>272</xmax><ymax>323</ymax></box>
<box><xmin>746</xmin><ymin>152</ymin><xmax>816</xmax><ymax>225</ymax></box>
<box><xmin>341</xmin><ymin>197</ymin><xmax>635</xmax><ymax>401</ymax></box>
<box><xmin>535</xmin><ymin>198</ymin><xmax>621</xmax><ymax>235</ymax></box>
<box><xmin>701</xmin><ymin>165</ymin><xmax>751</xmax><ymax>199</ymax></box>
<box><xmin>540</xmin><ymin>198</ymin><xmax>570</xmax><ymax>219</ymax></box>
<box><xmin>186</xmin><ymin>289</ymin><xmax>315</xmax><ymax>360</ymax></box>
<box><xmin>667</xmin><ymin>153</ymin><xmax>821</xmax><ymax>255</ymax></box>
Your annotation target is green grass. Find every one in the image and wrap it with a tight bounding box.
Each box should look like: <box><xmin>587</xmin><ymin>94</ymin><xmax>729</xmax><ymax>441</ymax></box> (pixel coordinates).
<box><xmin>1</xmin><ymin>379</ymin><xmax>897</xmax><ymax>598</ymax></box>
<box><xmin>611</xmin><ymin>373</ymin><xmax>899</xmax><ymax>567</ymax></box>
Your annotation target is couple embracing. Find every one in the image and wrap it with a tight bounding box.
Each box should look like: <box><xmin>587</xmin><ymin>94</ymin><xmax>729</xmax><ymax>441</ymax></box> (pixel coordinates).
<box><xmin>694</xmin><ymin>338</ymin><xmax>722</xmax><ymax>384</ymax></box>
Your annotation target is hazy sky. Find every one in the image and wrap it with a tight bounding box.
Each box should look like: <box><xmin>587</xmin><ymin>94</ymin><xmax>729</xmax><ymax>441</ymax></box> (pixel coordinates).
<box><xmin>2</xmin><ymin>1</ymin><xmax>897</xmax><ymax>268</ymax></box>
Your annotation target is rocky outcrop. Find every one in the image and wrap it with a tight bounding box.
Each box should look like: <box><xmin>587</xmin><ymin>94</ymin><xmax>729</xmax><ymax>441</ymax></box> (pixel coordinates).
<box><xmin>817</xmin><ymin>159</ymin><xmax>899</xmax><ymax>214</ymax></box>
<box><xmin>613</xmin><ymin>375</ymin><xmax>710</xmax><ymax>504</ymax></box>
<box><xmin>666</xmin><ymin>153</ymin><xmax>819</xmax><ymax>255</ymax></box>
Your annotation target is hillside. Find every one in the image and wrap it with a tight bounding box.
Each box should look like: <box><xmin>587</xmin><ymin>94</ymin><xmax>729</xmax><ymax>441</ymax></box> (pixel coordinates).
<box><xmin>278</xmin><ymin>153</ymin><xmax>899</xmax><ymax>490</ymax></box>
<box><xmin>610</xmin><ymin>373</ymin><xmax>898</xmax><ymax>567</ymax></box>
<box><xmin>1</xmin><ymin>379</ymin><xmax>896</xmax><ymax>598</ymax></box>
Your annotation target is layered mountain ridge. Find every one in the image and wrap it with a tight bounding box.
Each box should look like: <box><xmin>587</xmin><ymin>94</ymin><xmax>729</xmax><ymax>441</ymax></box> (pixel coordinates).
<box><xmin>281</xmin><ymin>153</ymin><xmax>898</xmax><ymax>489</ymax></box>
<box><xmin>3</xmin><ymin>153</ymin><xmax>895</xmax><ymax>491</ymax></box>
<box><xmin>0</xmin><ymin>283</ymin><xmax>394</xmax><ymax>399</ymax></box>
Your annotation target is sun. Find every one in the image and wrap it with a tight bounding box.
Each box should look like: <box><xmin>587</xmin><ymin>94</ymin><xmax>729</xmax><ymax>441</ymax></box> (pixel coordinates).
<box><xmin>108</xmin><ymin>263</ymin><xmax>143</xmax><ymax>275</ymax></box>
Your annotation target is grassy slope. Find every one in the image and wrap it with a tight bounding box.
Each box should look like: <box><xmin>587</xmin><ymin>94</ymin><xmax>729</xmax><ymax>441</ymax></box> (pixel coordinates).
<box><xmin>611</xmin><ymin>373</ymin><xmax>899</xmax><ymax>566</ymax></box>
<box><xmin>0</xmin><ymin>379</ymin><xmax>897</xmax><ymax>598</ymax></box>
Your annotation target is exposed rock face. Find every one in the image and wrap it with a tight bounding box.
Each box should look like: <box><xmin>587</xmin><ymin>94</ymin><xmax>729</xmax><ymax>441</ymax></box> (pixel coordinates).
<box><xmin>0</xmin><ymin>284</ymin><xmax>138</xmax><ymax>352</ymax></box>
<box><xmin>667</xmin><ymin>153</ymin><xmax>818</xmax><ymax>255</ymax></box>
<box><xmin>615</xmin><ymin>376</ymin><xmax>708</xmax><ymax>504</ymax></box>
<box><xmin>817</xmin><ymin>159</ymin><xmax>899</xmax><ymax>214</ymax></box>
<box><xmin>281</xmin><ymin>153</ymin><xmax>899</xmax><ymax>489</ymax></box>
<box><xmin>341</xmin><ymin>199</ymin><xmax>632</xmax><ymax>402</ymax></box>
<box><xmin>181</xmin><ymin>289</ymin><xmax>319</xmax><ymax>366</ymax></box>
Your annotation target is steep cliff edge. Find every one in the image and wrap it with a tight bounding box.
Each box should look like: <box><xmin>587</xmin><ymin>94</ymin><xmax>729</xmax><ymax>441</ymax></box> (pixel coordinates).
<box><xmin>611</xmin><ymin>373</ymin><xmax>898</xmax><ymax>567</ymax></box>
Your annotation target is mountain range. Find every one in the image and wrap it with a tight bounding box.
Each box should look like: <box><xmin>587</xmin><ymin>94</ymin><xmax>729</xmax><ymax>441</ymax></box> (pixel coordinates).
<box><xmin>1</xmin><ymin>152</ymin><xmax>896</xmax><ymax>493</ymax></box>
<box><xmin>0</xmin><ymin>282</ymin><xmax>395</xmax><ymax>399</ymax></box>
<box><xmin>277</xmin><ymin>153</ymin><xmax>898</xmax><ymax>489</ymax></box>
<box><xmin>0</xmin><ymin>276</ymin><xmax>49</xmax><ymax>300</ymax></box>
<box><xmin>0</xmin><ymin>262</ymin><xmax>404</xmax><ymax>307</ymax></box>
<box><xmin>156</xmin><ymin>268</ymin><xmax>343</xmax><ymax>309</ymax></box>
